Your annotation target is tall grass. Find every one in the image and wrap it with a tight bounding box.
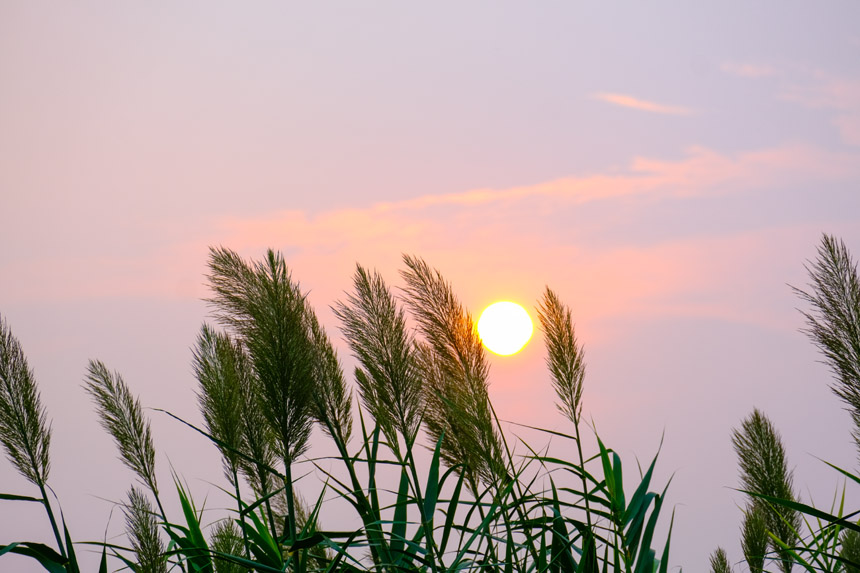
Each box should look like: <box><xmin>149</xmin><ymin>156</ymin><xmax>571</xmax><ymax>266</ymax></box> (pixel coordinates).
<box><xmin>0</xmin><ymin>249</ymin><xmax>674</xmax><ymax>572</ymax></box>
<box><xmin>710</xmin><ymin>234</ymin><xmax>860</xmax><ymax>573</ymax></box>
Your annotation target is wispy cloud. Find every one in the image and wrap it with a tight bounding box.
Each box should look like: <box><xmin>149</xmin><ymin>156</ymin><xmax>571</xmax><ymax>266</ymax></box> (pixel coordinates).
<box><xmin>592</xmin><ymin>92</ymin><xmax>694</xmax><ymax>116</ymax></box>
<box><xmin>5</xmin><ymin>143</ymin><xmax>858</xmax><ymax>335</ymax></box>
<box><xmin>781</xmin><ymin>76</ymin><xmax>860</xmax><ymax>146</ymax></box>
<box><xmin>720</xmin><ymin>62</ymin><xmax>778</xmax><ymax>78</ymax></box>
<box><xmin>723</xmin><ymin>63</ymin><xmax>860</xmax><ymax>147</ymax></box>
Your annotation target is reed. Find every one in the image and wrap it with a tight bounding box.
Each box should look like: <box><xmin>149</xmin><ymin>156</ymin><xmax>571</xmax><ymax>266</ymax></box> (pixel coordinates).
<box><xmin>1</xmin><ymin>250</ymin><xmax>675</xmax><ymax>573</ymax></box>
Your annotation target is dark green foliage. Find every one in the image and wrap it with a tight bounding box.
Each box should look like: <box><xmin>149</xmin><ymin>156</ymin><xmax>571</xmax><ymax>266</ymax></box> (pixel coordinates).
<box><xmin>732</xmin><ymin>408</ymin><xmax>800</xmax><ymax>573</ymax></box>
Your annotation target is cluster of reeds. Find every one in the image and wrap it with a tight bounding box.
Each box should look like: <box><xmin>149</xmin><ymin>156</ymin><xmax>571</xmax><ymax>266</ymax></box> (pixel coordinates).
<box><xmin>0</xmin><ymin>247</ymin><xmax>674</xmax><ymax>572</ymax></box>
<box><xmin>710</xmin><ymin>234</ymin><xmax>860</xmax><ymax>573</ymax></box>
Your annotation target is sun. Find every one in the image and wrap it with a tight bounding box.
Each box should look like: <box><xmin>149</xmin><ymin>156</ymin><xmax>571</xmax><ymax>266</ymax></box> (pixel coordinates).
<box><xmin>477</xmin><ymin>301</ymin><xmax>534</xmax><ymax>356</ymax></box>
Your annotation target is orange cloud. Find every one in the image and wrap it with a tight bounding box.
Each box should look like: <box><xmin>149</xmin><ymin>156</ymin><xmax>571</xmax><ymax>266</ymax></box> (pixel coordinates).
<box><xmin>5</xmin><ymin>142</ymin><xmax>858</xmax><ymax>340</ymax></box>
<box><xmin>591</xmin><ymin>92</ymin><xmax>694</xmax><ymax>116</ymax></box>
<box><xmin>205</xmin><ymin>143</ymin><xmax>859</xmax><ymax>330</ymax></box>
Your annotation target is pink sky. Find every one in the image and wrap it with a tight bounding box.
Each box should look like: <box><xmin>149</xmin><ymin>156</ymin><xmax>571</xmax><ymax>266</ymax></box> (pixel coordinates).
<box><xmin>3</xmin><ymin>3</ymin><xmax>860</xmax><ymax>571</ymax></box>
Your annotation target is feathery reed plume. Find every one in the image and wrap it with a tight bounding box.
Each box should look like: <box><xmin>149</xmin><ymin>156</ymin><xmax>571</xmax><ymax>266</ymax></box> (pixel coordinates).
<box><xmin>193</xmin><ymin>324</ymin><xmax>246</xmax><ymax>483</ymax></box>
<box><xmin>84</xmin><ymin>360</ymin><xmax>159</xmax><ymax>498</ymax></box>
<box><xmin>207</xmin><ymin>246</ymin><xmax>315</xmax><ymax>469</ymax></box>
<box><xmin>400</xmin><ymin>254</ymin><xmax>504</xmax><ymax>491</ymax></box>
<box><xmin>709</xmin><ymin>547</ymin><xmax>731</xmax><ymax>573</ymax></box>
<box><xmin>210</xmin><ymin>520</ymin><xmax>245</xmax><ymax>573</ymax></box>
<box><xmin>333</xmin><ymin>264</ymin><xmax>422</xmax><ymax>454</ymax></box>
<box><xmin>306</xmin><ymin>303</ymin><xmax>353</xmax><ymax>445</ymax></box>
<box><xmin>207</xmin><ymin>246</ymin><xmax>322</xmax><ymax>542</ymax></box>
<box><xmin>536</xmin><ymin>287</ymin><xmax>585</xmax><ymax>425</ymax></box>
<box><xmin>536</xmin><ymin>287</ymin><xmax>594</xmax><ymax>534</ymax></box>
<box><xmin>0</xmin><ymin>315</ymin><xmax>51</xmax><ymax>488</ymax></box>
<box><xmin>0</xmin><ymin>315</ymin><xmax>66</xmax><ymax>558</ymax></box>
<box><xmin>794</xmin><ymin>234</ymin><xmax>860</xmax><ymax>460</ymax></box>
<box><xmin>842</xmin><ymin>529</ymin><xmax>860</xmax><ymax>573</ymax></box>
<box><xmin>741</xmin><ymin>502</ymin><xmax>768</xmax><ymax>573</ymax></box>
<box><xmin>732</xmin><ymin>408</ymin><xmax>800</xmax><ymax>573</ymax></box>
<box><xmin>124</xmin><ymin>486</ymin><xmax>166</xmax><ymax>573</ymax></box>
<box><xmin>208</xmin><ymin>329</ymin><xmax>279</xmax><ymax>514</ymax></box>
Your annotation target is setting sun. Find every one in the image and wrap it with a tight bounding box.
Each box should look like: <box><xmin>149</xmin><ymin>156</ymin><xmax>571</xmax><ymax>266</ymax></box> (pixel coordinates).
<box><xmin>477</xmin><ymin>301</ymin><xmax>534</xmax><ymax>356</ymax></box>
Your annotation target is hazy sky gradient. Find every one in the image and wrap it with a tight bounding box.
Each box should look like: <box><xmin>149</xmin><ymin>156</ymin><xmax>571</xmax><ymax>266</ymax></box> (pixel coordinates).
<box><xmin>3</xmin><ymin>2</ymin><xmax>860</xmax><ymax>571</ymax></box>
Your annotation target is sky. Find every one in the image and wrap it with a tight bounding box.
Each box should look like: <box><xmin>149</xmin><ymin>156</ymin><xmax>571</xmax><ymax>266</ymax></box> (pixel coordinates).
<box><xmin>2</xmin><ymin>2</ymin><xmax>860</xmax><ymax>571</ymax></box>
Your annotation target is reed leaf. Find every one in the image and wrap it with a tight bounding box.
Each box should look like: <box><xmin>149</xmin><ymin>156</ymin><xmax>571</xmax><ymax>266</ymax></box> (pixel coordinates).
<box><xmin>401</xmin><ymin>254</ymin><xmax>505</xmax><ymax>492</ymax></box>
<box><xmin>84</xmin><ymin>360</ymin><xmax>158</xmax><ymax>497</ymax></box>
<box><xmin>0</xmin><ymin>314</ymin><xmax>51</xmax><ymax>488</ymax></box>
<box><xmin>333</xmin><ymin>263</ymin><xmax>422</xmax><ymax>455</ymax></box>
<box><xmin>732</xmin><ymin>408</ymin><xmax>800</xmax><ymax>573</ymax></box>
<box><xmin>123</xmin><ymin>486</ymin><xmax>167</xmax><ymax>573</ymax></box>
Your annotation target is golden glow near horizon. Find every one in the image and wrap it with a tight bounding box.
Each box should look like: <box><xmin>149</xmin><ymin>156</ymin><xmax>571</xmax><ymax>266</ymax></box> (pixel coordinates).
<box><xmin>477</xmin><ymin>301</ymin><xmax>534</xmax><ymax>356</ymax></box>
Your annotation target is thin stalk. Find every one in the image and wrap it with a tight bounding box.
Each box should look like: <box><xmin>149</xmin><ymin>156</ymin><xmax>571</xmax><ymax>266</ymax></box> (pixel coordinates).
<box><xmin>257</xmin><ymin>466</ymin><xmax>278</xmax><ymax>538</ymax></box>
<box><xmin>572</xmin><ymin>414</ymin><xmax>593</xmax><ymax>532</ymax></box>
<box><xmin>149</xmin><ymin>489</ymin><xmax>187</xmax><ymax>573</ymax></box>
<box><xmin>38</xmin><ymin>482</ymin><xmax>66</xmax><ymax>560</ymax></box>
<box><xmin>231</xmin><ymin>467</ymin><xmax>251</xmax><ymax>559</ymax></box>
<box><xmin>487</xmin><ymin>401</ymin><xmax>542</xmax><ymax>570</ymax></box>
<box><xmin>403</xmin><ymin>444</ymin><xmax>441</xmax><ymax>573</ymax></box>
<box><xmin>330</xmin><ymin>428</ymin><xmax>392</xmax><ymax>567</ymax></box>
<box><xmin>284</xmin><ymin>461</ymin><xmax>297</xmax><ymax>544</ymax></box>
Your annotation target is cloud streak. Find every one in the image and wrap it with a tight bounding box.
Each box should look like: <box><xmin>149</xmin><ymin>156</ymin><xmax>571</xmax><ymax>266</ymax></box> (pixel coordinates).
<box><xmin>592</xmin><ymin>92</ymin><xmax>694</xmax><ymax>116</ymax></box>
<box><xmin>720</xmin><ymin>62</ymin><xmax>778</xmax><ymax>78</ymax></box>
<box><xmin>4</xmin><ymin>142</ymin><xmax>859</xmax><ymax>338</ymax></box>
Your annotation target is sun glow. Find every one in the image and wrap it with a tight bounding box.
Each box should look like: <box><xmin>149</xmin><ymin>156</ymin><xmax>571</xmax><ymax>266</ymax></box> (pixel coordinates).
<box><xmin>477</xmin><ymin>301</ymin><xmax>534</xmax><ymax>356</ymax></box>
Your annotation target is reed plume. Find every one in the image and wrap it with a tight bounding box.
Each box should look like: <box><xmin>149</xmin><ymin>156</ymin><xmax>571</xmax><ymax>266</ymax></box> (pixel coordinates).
<box><xmin>207</xmin><ymin>247</ymin><xmax>315</xmax><ymax>470</ymax></box>
<box><xmin>0</xmin><ymin>315</ymin><xmax>65</xmax><ymax>558</ymax></box>
<box><xmin>794</xmin><ymin>233</ymin><xmax>860</xmax><ymax>461</ymax></box>
<box><xmin>732</xmin><ymin>408</ymin><xmax>799</xmax><ymax>573</ymax></box>
<box><xmin>0</xmin><ymin>314</ymin><xmax>51</xmax><ymax>488</ymax></box>
<box><xmin>400</xmin><ymin>254</ymin><xmax>504</xmax><ymax>492</ymax></box>
<box><xmin>193</xmin><ymin>324</ymin><xmax>246</xmax><ymax>484</ymax></box>
<box><xmin>84</xmin><ymin>360</ymin><xmax>159</xmax><ymax>499</ymax></box>
<box><xmin>709</xmin><ymin>547</ymin><xmax>730</xmax><ymax>573</ymax></box>
<box><xmin>741</xmin><ymin>501</ymin><xmax>768</xmax><ymax>573</ymax></box>
<box><xmin>124</xmin><ymin>485</ymin><xmax>166</xmax><ymax>573</ymax></box>
<box><xmin>306</xmin><ymin>302</ymin><xmax>353</xmax><ymax>445</ymax></box>
<box><xmin>333</xmin><ymin>264</ymin><xmax>422</xmax><ymax>456</ymax></box>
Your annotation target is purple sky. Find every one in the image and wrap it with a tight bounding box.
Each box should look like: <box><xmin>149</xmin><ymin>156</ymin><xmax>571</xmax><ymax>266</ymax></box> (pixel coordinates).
<box><xmin>3</xmin><ymin>2</ymin><xmax>860</xmax><ymax>571</ymax></box>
